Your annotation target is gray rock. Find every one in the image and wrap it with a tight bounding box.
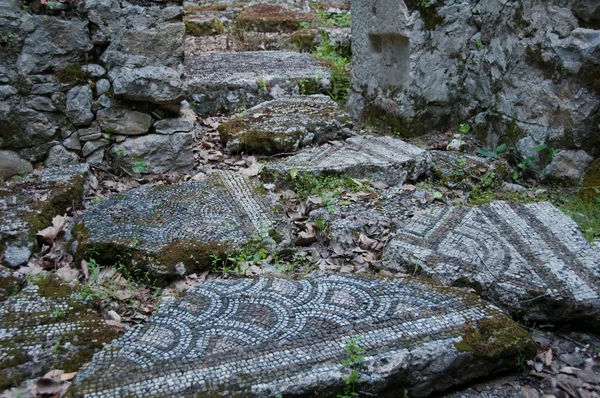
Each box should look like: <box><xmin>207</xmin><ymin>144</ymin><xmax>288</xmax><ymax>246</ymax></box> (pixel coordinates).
<box><xmin>381</xmin><ymin>201</ymin><xmax>600</xmax><ymax>328</ymax></box>
<box><xmin>348</xmin><ymin>0</ymin><xmax>600</xmax><ymax>178</ymax></box>
<box><xmin>2</xmin><ymin>244</ymin><xmax>32</xmax><ymax>268</ymax></box>
<box><xmin>95</xmin><ymin>78</ymin><xmax>111</xmax><ymax>96</ymax></box>
<box><xmin>30</xmin><ymin>83</ymin><xmax>60</xmax><ymax>95</ymax></box>
<box><xmin>82</xmin><ymin>139</ymin><xmax>109</xmax><ymax>157</ymax></box>
<box><xmin>26</xmin><ymin>96</ymin><xmax>56</xmax><ymax>112</ymax></box>
<box><xmin>78</xmin><ymin>123</ymin><xmax>102</xmax><ymax>142</ymax></box>
<box><xmin>111</xmin><ymin>66</ymin><xmax>185</xmax><ymax>105</ymax></box>
<box><xmin>86</xmin><ymin>148</ymin><xmax>105</xmax><ymax>165</ymax></box>
<box><xmin>110</xmin><ymin>132</ymin><xmax>193</xmax><ymax>174</ymax></box>
<box><xmin>45</xmin><ymin>145</ymin><xmax>80</xmax><ymax>167</ymax></box>
<box><xmin>219</xmin><ymin>95</ymin><xmax>352</xmax><ymax>155</ymax></box>
<box><xmin>543</xmin><ymin>150</ymin><xmax>594</xmax><ymax>184</ymax></box>
<box><xmin>72</xmin><ymin>274</ymin><xmax>535</xmax><ymax>397</ymax></box>
<box><xmin>96</xmin><ymin>108</ymin><xmax>153</xmax><ymax>136</ymax></box>
<box><xmin>500</xmin><ymin>182</ymin><xmax>528</xmax><ymax>193</ymax></box>
<box><xmin>66</xmin><ymin>85</ymin><xmax>94</xmax><ymax>126</ymax></box>
<box><xmin>17</xmin><ymin>15</ymin><xmax>93</xmax><ymax>74</ymax></box>
<box><xmin>72</xmin><ymin>171</ymin><xmax>290</xmax><ymax>279</ymax></box>
<box><xmin>63</xmin><ymin>133</ymin><xmax>82</xmax><ymax>151</ymax></box>
<box><xmin>0</xmin><ymin>85</ymin><xmax>18</xmax><ymax>100</ymax></box>
<box><xmin>186</xmin><ymin>51</ymin><xmax>332</xmax><ymax>115</ymax></box>
<box><xmin>266</xmin><ymin>135</ymin><xmax>432</xmax><ymax>186</ymax></box>
<box><xmin>153</xmin><ymin>117</ymin><xmax>194</xmax><ymax>135</ymax></box>
<box><xmin>97</xmin><ymin>94</ymin><xmax>112</xmax><ymax>108</ymax></box>
<box><xmin>573</xmin><ymin>0</ymin><xmax>600</xmax><ymax>23</ymax></box>
<box><xmin>82</xmin><ymin>63</ymin><xmax>106</xmax><ymax>77</ymax></box>
<box><xmin>0</xmin><ymin>150</ymin><xmax>33</xmax><ymax>180</ymax></box>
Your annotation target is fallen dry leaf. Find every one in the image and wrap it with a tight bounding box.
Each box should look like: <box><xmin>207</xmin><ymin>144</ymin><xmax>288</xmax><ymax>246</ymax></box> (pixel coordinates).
<box><xmin>36</xmin><ymin>215</ymin><xmax>69</xmax><ymax>245</ymax></box>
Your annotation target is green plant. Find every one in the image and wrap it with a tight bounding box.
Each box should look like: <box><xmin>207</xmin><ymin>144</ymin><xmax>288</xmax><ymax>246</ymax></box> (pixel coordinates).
<box><xmin>338</xmin><ymin>338</ymin><xmax>365</xmax><ymax>398</ymax></box>
<box><xmin>477</xmin><ymin>143</ymin><xmax>507</xmax><ymax>159</ymax></box>
<box><xmin>257</xmin><ymin>70</ymin><xmax>267</xmax><ymax>93</ymax></box>
<box><xmin>115</xmin><ymin>149</ymin><xmax>124</xmax><ymax>158</ymax></box>
<box><xmin>459</xmin><ymin>123</ymin><xmax>471</xmax><ymax>134</ymax></box>
<box><xmin>517</xmin><ymin>144</ymin><xmax>548</xmax><ymax>171</ymax></box>
<box><xmin>91</xmin><ymin>196</ymin><xmax>103</xmax><ymax>205</ymax></box>
<box><xmin>131</xmin><ymin>157</ymin><xmax>148</xmax><ymax>174</ymax></box>
<box><xmin>475</xmin><ymin>38</ymin><xmax>483</xmax><ymax>50</ymax></box>
<box><xmin>317</xmin><ymin>10</ymin><xmax>352</xmax><ymax>28</ymax></box>
<box><xmin>312</xmin><ymin>34</ymin><xmax>350</xmax><ymax>102</ymax></box>
<box><xmin>558</xmin><ymin>196</ymin><xmax>600</xmax><ymax>242</ymax></box>
<box><xmin>212</xmin><ymin>228</ymin><xmax>278</xmax><ymax>276</ymax></box>
<box><xmin>299</xmin><ymin>21</ymin><xmax>311</xmax><ymax>29</ymax></box>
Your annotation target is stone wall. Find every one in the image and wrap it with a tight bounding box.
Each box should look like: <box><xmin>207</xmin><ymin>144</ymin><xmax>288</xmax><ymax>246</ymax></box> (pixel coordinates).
<box><xmin>0</xmin><ymin>0</ymin><xmax>193</xmax><ymax>179</ymax></box>
<box><xmin>349</xmin><ymin>0</ymin><xmax>600</xmax><ymax>183</ymax></box>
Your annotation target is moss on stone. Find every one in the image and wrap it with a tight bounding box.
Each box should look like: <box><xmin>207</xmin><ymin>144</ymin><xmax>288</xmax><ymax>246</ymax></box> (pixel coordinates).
<box><xmin>218</xmin><ymin>118</ymin><xmax>302</xmax><ymax>155</ymax></box>
<box><xmin>236</xmin><ymin>4</ymin><xmax>315</xmax><ymax>33</ymax></box>
<box><xmin>55</xmin><ymin>63</ymin><xmax>85</xmax><ymax>85</ymax></box>
<box><xmin>362</xmin><ymin>104</ymin><xmax>441</xmax><ymax>138</ymax></box>
<box><xmin>404</xmin><ymin>0</ymin><xmax>445</xmax><ymax>30</ymax></box>
<box><xmin>579</xmin><ymin>159</ymin><xmax>600</xmax><ymax>203</ymax></box>
<box><xmin>453</xmin><ymin>317</ymin><xmax>536</xmax><ymax>361</ymax></box>
<box><xmin>184</xmin><ymin>16</ymin><xmax>224</xmax><ymax>36</ymax></box>
<box><xmin>158</xmin><ymin>239</ymin><xmax>229</xmax><ymax>275</ymax></box>
<box><xmin>33</xmin><ymin>273</ymin><xmax>74</xmax><ymax>300</ymax></box>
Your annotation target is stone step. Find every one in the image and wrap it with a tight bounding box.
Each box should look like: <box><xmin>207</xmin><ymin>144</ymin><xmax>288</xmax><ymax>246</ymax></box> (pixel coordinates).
<box><xmin>0</xmin><ymin>164</ymin><xmax>89</xmax><ymax>269</ymax></box>
<box><xmin>218</xmin><ymin>95</ymin><xmax>352</xmax><ymax>155</ymax></box>
<box><xmin>71</xmin><ymin>274</ymin><xmax>535</xmax><ymax>397</ymax></box>
<box><xmin>381</xmin><ymin>201</ymin><xmax>600</xmax><ymax>329</ymax></box>
<box><xmin>264</xmin><ymin>135</ymin><xmax>432</xmax><ymax>187</ymax></box>
<box><xmin>71</xmin><ymin>171</ymin><xmax>289</xmax><ymax>283</ymax></box>
<box><xmin>185</xmin><ymin>51</ymin><xmax>331</xmax><ymax>115</ymax></box>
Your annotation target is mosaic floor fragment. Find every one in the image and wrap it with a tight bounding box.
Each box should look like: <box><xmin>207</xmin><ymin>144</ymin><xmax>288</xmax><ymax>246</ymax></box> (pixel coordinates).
<box><xmin>72</xmin><ymin>274</ymin><xmax>534</xmax><ymax>397</ymax></box>
<box><xmin>266</xmin><ymin>135</ymin><xmax>432</xmax><ymax>186</ymax></box>
<box><xmin>381</xmin><ymin>201</ymin><xmax>600</xmax><ymax>327</ymax></box>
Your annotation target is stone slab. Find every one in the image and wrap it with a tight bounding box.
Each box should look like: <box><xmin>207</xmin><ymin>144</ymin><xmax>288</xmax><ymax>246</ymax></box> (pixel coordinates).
<box><xmin>0</xmin><ymin>272</ymin><xmax>117</xmax><ymax>389</ymax></box>
<box><xmin>265</xmin><ymin>135</ymin><xmax>432</xmax><ymax>186</ymax></box>
<box><xmin>0</xmin><ymin>164</ymin><xmax>89</xmax><ymax>268</ymax></box>
<box><xmin>72</xmin><ymin>274</ymin><xmax>534</xmax><ymax>397</ymax></box>
<box><xmin>73</xmin><ymin>171</ymin><xmax>289</xmax><ymax>281</ymax></box>
<box><xmin>381</xmin><ymin>201</ymin><xmax>600</xmax><ymax>329</ymax></box>
<box><xmin>218</xmin><ymin>95</ymin><xmax>352</xmax><ymax>155</ymax></box>
<box><xmin>185</xmin><ymin>51</ymin><xmax>331</xmax><ymax>115</ymax></box>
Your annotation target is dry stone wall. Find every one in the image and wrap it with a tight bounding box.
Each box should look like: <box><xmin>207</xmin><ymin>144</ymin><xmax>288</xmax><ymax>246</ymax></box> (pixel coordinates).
<box><xmin>349</xmin><ymin>0</ymin><xmax>600</xmax><ymax>183</ymax></box>
<box><xmin>0</xmin><ymin>0</ymin><xmax>193</xmax><ymax>178</ymax></box>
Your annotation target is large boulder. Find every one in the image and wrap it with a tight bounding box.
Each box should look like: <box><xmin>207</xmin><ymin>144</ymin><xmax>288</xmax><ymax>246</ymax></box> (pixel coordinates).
<box><xmin>0</xmin><ymin>150</ymin><xmax>33</xmax><ymax>180</ymax></box>
<box><xmin>71</xmin><ymin>171</ymin><xmax>290</xmax><ymax>283</ymax></box>
<box><xmin>72</xmin><ymin>274</ymin><xmax>535</xmax><ymax>397</ymax></box>
<box><xmin>218</xmin><ymin>95</ymin><xmax>352</xmax><ymax>155</ymax></box>
<box><xmin>381</xmin><ymin>201</ymin><xmax>600</xmax><ymax>330</ymax></box>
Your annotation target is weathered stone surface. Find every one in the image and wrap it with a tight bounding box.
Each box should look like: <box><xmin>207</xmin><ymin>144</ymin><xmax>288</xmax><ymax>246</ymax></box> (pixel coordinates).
<box><xmin>0</xmin><ymin>164</ymin><xmax>89</xmax><ymax>268</ymax></box>
<box><xmin>73</xmin><ymin>274</ymin><xmax>535</xmax><ymax>397</ymax></box>
<box><xmin>82</xmin><ymin>63</ymin><xmax>106</xmax><ymax>77</ymax></box>
<box><xmin>44</xmin><ymin>145</ymin><xmax>80</xmax><ymax>167</ymax></box>
<box><xmin>542</xmin><ymin>149</ymin><xmax>594</xmax><ymax>184</ymax></box>
<box><xmin>82</xmin><ymin>139</ymin><xmax>109</xmax><ymax>158</ymax></box>
<box><xmin>579</xmin><ymin>159</ymin><xmax>600</xmax><ymax>202</ymax></box>
<box><xmin>25</xmin><ymin>96</ymin><xmax>56</xmax><ymax>112</ymax></box>
<box><xmin>185</xmin><ymin>51</ymin><xmax>331</xmax><ymax>115</ymax></box>
<box><xmin>183</xmin><ymin>15</ymin><xmax>224</xmax><ymax>36</ymax></box>
<box><xmin>381</xmin><ymin>201</ymin><xmax>600</xmax><ymax>328</ymax></box>
<box><xmin>0</xmin><ymin>273</ymin><xmax>117</xmax><ymax>390</ymax></box>
<box><xmin>66</xmin><ymin>85</ymin><xmax>94</xmax><ymax>127</ymax></box>
<box><xmin>219</xmin><ymin>95</ymin><xmax>352</xmax><ymax>155</ymax></box>
<box><xmin>0</xmin><ymin>150</ymin><xmax>33</xmax><ymax>180</ymax></box>
<box><xmin>109</xmin><ymin>132</ymin><xmax>193</xmax><ymax>174</ymax></box>
<box><xmin>348</xmin><ymin>0</ymin><xmax>600</xmax><ymax>177</ymax></box>
<box><xmin>78</xmin><ymin>123</ymin><xmax>102</xmax><ymax>142</ymax></box>
<box><xmin>111</xmin><ymin>66</ymin><xmax>185</xmax><ymax>105</ymax></box>
<box><xmin>153</xmin><ymin>117</ymin><xmax>194</xmax><ymax>135</ymax></box>
<box><xmin>16</xmin><ymin>15</ymin><xmax>93</xmax><ymax>74</ymax></box>
<box><xmin>95</xmin><ymin>78</ymin><xmax>111</xmax><ymax>96</ymax></box>
<box><xmin>96</xmin><ymin>108</ymin><xmax>153</xmax><ymax>136</ymax></box>
<box><xmin>237</xmin><ymin>3</ymin><xmax>315</xmax><ymax>32</ymax></box>
<box><xmin>266</xmin><ymin>136</ymin><xmax>432</xmax><ymax>186</ymax></box>
<box><xmin>72</xmin><ymin>172</ymin><xmax>289</xmax><ymax>280</ymax></box>
<box><xmin>574</xmin><ymin>0</ymin><xmax>600</xmax><ymax>24</ymax></box>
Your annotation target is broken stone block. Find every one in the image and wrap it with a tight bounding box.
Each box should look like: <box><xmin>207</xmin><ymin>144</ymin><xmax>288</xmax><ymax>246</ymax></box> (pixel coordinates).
<box><xmin>71</xmin><ymin>171</ymin><xmax>289</xmax><ymax>283</ymax></box>
<box><xmin>381</xmin><ymin>201</ymin><xmax>600</xmax><ymax>329</ymax></box>
<box><xmin>111</xmin><ymin>66</ymin><xmax>186</xmax><ymax>106</ymax></box>
<box><xmin>0</xmin><ymin>164</ymin><xmax>89</xmax><ymax>268</ymax></box>
<box><xmin>0</xmin><ymin>272</ymin><xmax>117</xmax><ymax>390</ymax></box>
<box><xmin>265</xmin><ymin>135</ymin><xmax>432</xmax><ymax>186</ymax></box>
<box><xmin>183</xmin><ymin>15</ymin><xmax>224</xmax><ymax>36</ymax></box>
<box><xmin>236</xmin><ymin>3</ymin><xmax>316</xmax><ymax>32</ymax></box>
<box><xmin>185</xmin><ymin>51</ymin><xmax>331</xmax><ymax>115</ymax></box>
<box><xmin>96</xmin><ymin>108</ymin><xmax>153</xmax><ymax>136</ymax></box>
<box><xmin>218</xmin><ymin>95</ymin><xmax>352</xmax><ymax>155</ymax></box>
<box><xmin>72</xmin><ymin>274</ymin><xmax>535</xmax><ymax>397</ymax></box>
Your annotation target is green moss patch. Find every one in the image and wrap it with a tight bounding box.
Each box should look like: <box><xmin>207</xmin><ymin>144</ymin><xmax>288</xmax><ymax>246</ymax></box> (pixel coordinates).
<box><xmin>184</xmin><ymin>16</ymin><xmax>224</xmax><ymax>36</ymax></box>
<box><xmin>579</xmin><ymin>159</ymin><xmax>600</xmax><ymax>203</ymax></box>
<box><xmin>55</xmin><ymin>63</ymin><xmax>86</xmax><ymax>85</ymax></box>
<box><xmin>405</xmin><ymin>0</ymin><xmax>445</xmax><ymax>30</ymax></box>
<box><xmin>454</xmin><ymin>317</ymin><xmax>536</xmax><ymax>362</ymax></box>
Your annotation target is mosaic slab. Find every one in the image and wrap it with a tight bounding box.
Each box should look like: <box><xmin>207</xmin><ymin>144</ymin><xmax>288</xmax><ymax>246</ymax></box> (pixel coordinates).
<box><xmin>185</xmin><ymin>51</ymin><xmax>331</xmax><ymax>115</ymax></box>
<box><xmin>381</xmin><ymin>201</ymin><xmax>600</xmax><ymax>328</ymax></box>
<box><xmin>72</xmin><ymin>274</ymin><xmax>534</xmax><ymax>397</ymax></box>
<box><xmin>73</xmin><ymin>171</ymin><xmax>289</xmax><ymax>281</ymax></box>
<box><xmin>0</xmin><ymin>272</ymin><xmax>116</xmax><ymax>390</ymax></box>
<box><xmin>265</xmin><ymin>135</ymin><xmax>432</xmax><ymax>186</ymax></box>
<box><xmin>0</xmin><ymin>164</ymin><xmax>89</xmax><ymax>268</ymax></box>
<box><xmin>218</xmin><ymin>95</ymin><xmax>353</xmax><ymax>155</ymax></box>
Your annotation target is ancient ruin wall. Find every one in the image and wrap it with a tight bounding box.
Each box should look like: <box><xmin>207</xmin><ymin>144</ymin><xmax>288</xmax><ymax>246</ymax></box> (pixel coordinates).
<box><xmin>349</xmin><ymin>0</ymin><xmax>600</xmax><ymax>183</ymax></box>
